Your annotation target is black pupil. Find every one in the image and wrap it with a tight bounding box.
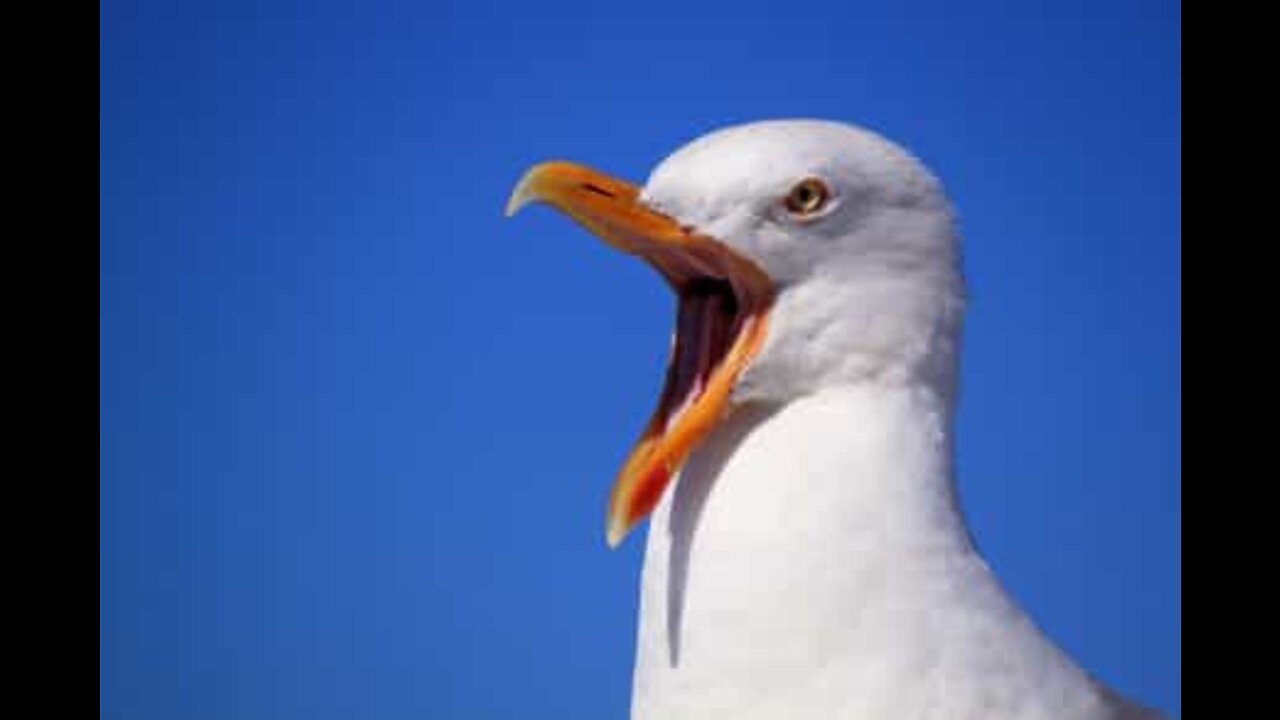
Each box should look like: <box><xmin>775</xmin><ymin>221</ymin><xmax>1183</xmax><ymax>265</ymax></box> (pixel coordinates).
<box><xmin>795</xmin><ymin>183</ymin><xmax>818</xmax><ymax>209</ymax></box>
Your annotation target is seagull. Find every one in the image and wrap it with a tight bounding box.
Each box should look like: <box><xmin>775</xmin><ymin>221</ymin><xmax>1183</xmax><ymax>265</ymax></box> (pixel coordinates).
<box><xmin>506</xmin><ymin>120</ymin><xmax>1164</xmax><ymax>720</ymax></box>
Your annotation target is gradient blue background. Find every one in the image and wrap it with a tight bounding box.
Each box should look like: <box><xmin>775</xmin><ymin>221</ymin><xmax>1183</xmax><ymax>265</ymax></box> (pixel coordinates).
<box><xmin>101</xmin><ymin>1</ymin><xmax>1181</xmax><ymax>717</ymax></box>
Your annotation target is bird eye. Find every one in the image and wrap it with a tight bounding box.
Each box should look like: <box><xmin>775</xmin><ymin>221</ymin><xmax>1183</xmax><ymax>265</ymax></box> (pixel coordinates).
<box><xmin>784</xmin><ymin>178</ymin><xmax>831</xmax><ymax>218</ymax></box>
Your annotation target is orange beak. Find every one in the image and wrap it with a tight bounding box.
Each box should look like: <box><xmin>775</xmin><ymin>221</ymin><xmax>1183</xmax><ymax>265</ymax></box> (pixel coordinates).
<box><xmin>506</xmin><ymin>162</ymin><xmax>775</xmax><ymax>547</ymax></box>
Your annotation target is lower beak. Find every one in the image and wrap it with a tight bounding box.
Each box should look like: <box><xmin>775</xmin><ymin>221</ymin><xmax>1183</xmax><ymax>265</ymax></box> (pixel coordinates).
<box><xmin>507</xmin><ymin>161</ymin><xmax>775</xmax><ymax>547</ymax></box>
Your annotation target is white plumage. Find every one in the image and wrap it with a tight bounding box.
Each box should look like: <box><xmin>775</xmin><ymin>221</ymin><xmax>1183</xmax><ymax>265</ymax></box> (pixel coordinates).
<box><xmin>624</xmin><ymin>121</ymin><xmax>1161</xmax><ymax>719</ymax></box>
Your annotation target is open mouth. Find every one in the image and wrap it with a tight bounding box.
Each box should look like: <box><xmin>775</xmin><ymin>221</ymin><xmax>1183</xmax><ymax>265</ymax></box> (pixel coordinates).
<box><xmin>665</xmin><ymin>278</ymin><xmax>741</xmax><ymax>434</ymax></box>
<box><xmin>618</xmin><ymin>273</ymin><xmax>769</xmax><ymax>542</ymax></box>
<box><xmin>507</xmin><ymin>161</ymin><xmax>775</xmax><ymax>546</ymax></box>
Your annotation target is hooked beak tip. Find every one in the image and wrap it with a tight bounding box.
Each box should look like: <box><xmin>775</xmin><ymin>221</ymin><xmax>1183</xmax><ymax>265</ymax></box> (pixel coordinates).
<box><xmin>504</xmin><ymin>176</ymin><xmax>536</xmax><ymax>218</ymax></box>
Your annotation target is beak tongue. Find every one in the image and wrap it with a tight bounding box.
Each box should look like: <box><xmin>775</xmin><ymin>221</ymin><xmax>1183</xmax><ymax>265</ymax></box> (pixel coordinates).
<box><xmin>507</xmin><ymin>161</ymin><xmax>775</xmax><ymax>547</ymax></box>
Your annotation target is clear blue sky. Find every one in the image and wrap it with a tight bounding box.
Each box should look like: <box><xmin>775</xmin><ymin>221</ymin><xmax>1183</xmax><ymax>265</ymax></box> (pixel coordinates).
<box><xmin>100</xmin><ymin>1</ymin><xmax>1181</xmax><ymax>717</ymax></box>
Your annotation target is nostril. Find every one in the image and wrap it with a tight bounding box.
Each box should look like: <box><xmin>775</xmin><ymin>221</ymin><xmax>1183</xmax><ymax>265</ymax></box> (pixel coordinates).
<box><xmin>582</xmin><ymin>182</ymin><xmax>615</xmax><ymax>198</ymax></box>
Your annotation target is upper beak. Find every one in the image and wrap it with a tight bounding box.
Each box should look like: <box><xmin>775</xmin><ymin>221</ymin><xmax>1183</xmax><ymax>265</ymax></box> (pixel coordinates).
<box><xmin>507</xmin><ymin>161</ymin><xmax>775</xmax><ymax>547</ymax></box>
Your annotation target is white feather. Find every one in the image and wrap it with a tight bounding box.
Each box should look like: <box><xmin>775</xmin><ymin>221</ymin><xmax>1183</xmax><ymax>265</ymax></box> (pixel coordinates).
<box><xmin>627</xmin><ymin>120</ymin><xmax>1161</xmax><ymax>719</ymax></box>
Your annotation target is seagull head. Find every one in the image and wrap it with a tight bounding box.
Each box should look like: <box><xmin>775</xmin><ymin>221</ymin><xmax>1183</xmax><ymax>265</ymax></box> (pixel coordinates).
<box><xmin>507</xmin><ymin>119</ymin><xmax>964</xmax><ymax>546</ymax></box>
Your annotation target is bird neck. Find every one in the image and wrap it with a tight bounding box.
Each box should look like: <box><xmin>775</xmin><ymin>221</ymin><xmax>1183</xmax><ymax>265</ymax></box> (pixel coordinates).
<box><xmin>630</xmin><ymin>382</ymin><xmax>1102</xmax><ymax>719</ymax></box>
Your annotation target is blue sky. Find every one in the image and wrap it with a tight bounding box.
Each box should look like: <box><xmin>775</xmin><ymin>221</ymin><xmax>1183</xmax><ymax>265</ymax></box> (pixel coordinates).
<box><xmin>101</xmin><ymin>1</ymin><xmax>1180</xmax><ymax>717</ymax></box>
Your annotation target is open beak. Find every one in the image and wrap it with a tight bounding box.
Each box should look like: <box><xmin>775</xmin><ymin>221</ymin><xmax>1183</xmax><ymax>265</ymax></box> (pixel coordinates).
<box><xmin>506</xmin><ymin>161</ymin><xmax>775</xmax><ymax>547</ymax></box>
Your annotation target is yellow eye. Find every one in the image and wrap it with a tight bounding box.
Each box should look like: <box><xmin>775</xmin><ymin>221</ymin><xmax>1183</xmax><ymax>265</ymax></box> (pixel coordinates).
<box><xmin>784</xmin><ymin>178</ymin><xmax>831</xmax><ymax>217</ymax></box>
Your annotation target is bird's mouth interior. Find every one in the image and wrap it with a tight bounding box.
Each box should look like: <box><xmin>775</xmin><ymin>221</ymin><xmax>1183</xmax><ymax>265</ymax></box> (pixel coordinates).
<box><xmin>659</xmin><ymin>278</ymin><xmax>741</xmax><ymax>435</ymax></box>
<box><xmin>505</xmin><ymin>161</ymin><xmax>774</xmax><ymax>546</ymax></box>
<box><xmin>606</xmin><ymin>244</ymin><xmax>773</xmax><ymax>546</ymax></box>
